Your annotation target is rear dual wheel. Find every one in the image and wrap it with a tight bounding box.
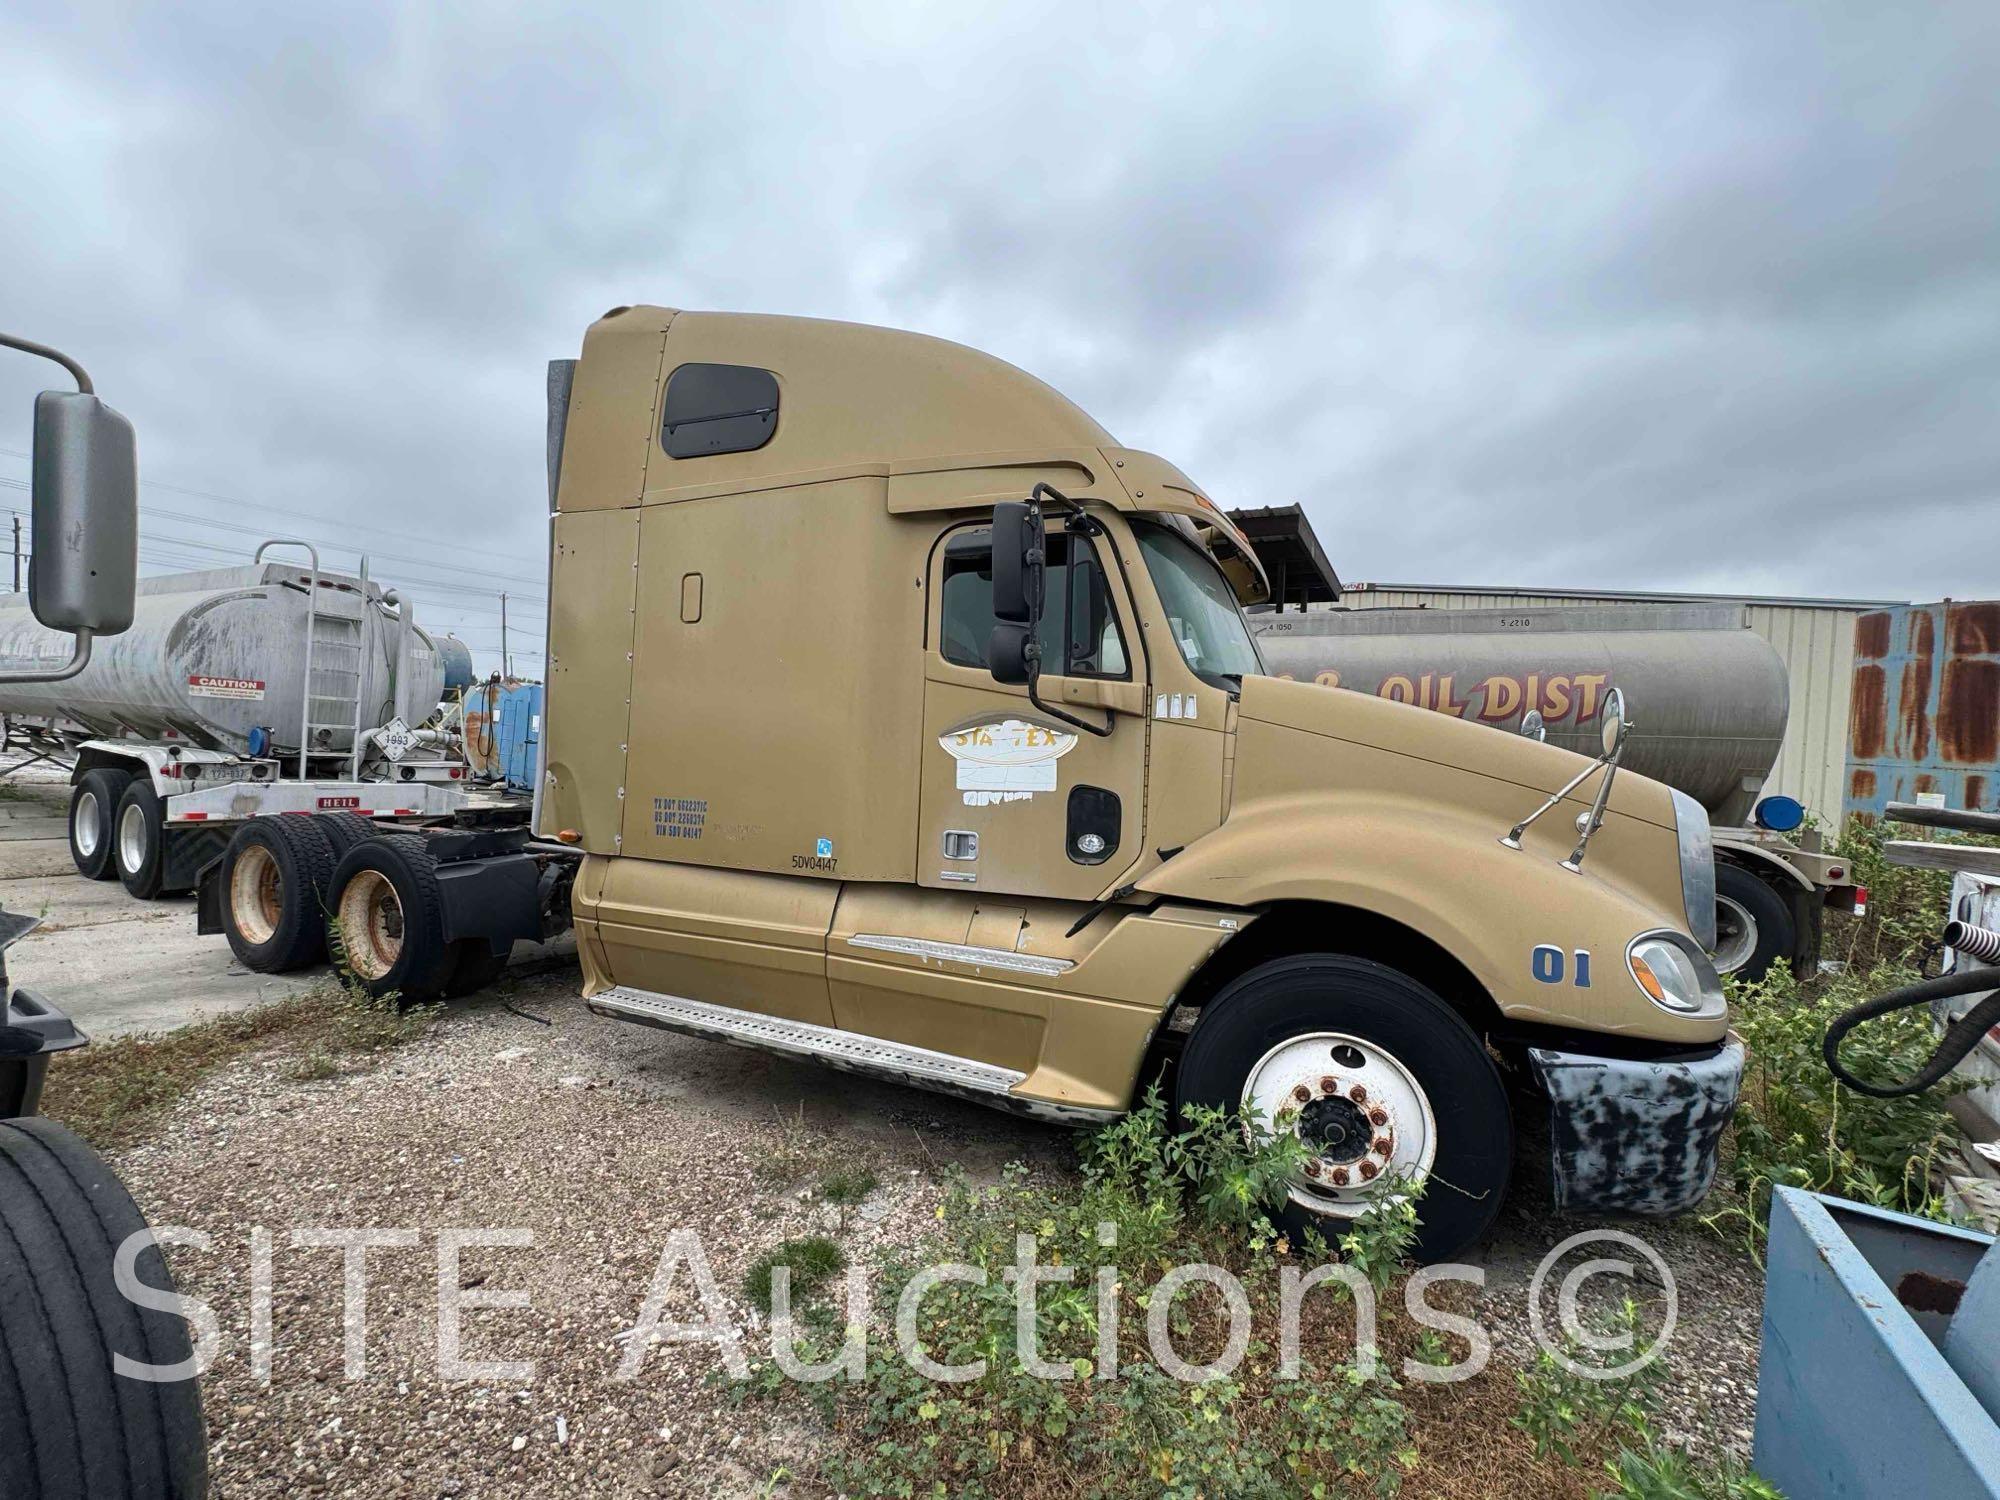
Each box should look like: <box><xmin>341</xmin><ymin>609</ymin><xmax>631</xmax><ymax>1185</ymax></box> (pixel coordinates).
<box><xmin>328</xmin><ymin>834</ymin><xmax>464</xmax><ymax>1002</ymax></box>
<box><xmin>220</xmin><ymin>817</ymin><xmax>337</xmax><ymax>973</ymax></box>
<box><xmin>68</xmin><ymin>768</ymin><xmax>132</xmax><ymax>881</ymax></box>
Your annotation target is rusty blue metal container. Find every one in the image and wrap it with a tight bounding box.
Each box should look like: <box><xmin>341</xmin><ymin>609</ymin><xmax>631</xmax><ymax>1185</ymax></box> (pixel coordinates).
<box><xmin>1846</xmin><ymin>600</ymin><xmax>2000</xmax><ymax>821</ymax></box>
<box><xmin>1755</xmin><ymin>1188</ymin><xmax>2000</xmax><ymax>1496</ymax></box>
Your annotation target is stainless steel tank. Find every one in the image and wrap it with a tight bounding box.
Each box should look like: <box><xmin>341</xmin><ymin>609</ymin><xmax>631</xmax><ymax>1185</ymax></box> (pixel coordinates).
<box><xmin>0</xmin><ymin>561</ymin><xmax>448</xmax><ymax>757</ymax></box>
<box><xmin>1250</xmin><ymin>603</ymin><xmax>1790</xmax><ymax>823</ymax></box>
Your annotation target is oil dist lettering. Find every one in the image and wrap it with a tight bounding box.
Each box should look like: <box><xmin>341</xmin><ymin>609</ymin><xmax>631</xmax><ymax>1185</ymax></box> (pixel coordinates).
<box><xmin>654</xmin><ymin>797</ymin><xmax>707</xmax><ymax>840</ymax></box>
<box><xmin>1306</xmin><ymin>669</ymin><xmax>1610</xmax><ymax>725</ymax></box>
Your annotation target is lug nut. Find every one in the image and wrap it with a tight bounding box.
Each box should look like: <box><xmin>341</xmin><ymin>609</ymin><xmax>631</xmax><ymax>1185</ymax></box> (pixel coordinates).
<box><xmin>1368</xmin><ymin>1107</ymin><xmax>1389</xmax><ymax>1127</ymax></box>
<box><xmin>1358</xmin><ymin>1160</ymin><xmax>1380</xmax><ymax>1181</ymax></box>
<box><xmin>1292</xmin><ymin>1084</ymin><xmax>1312</xmax><ymax>1104</ymax></box>
<box><xmin>1372</xmin><ymin>1136</ymin><xmax>1393</xmax><ymax>1157</ymax></box>
<box><xmin>1348</xmin><ymin>1084</ymin><xmax>1369</xmax><ymax>1103</ymax></box>
<box><xmin>1303</xmin><ymin>1160</ymin><xmax>1321</xmax><ymax>1178</ymax></box>
<box><xmin>1329</xmin><ymin>1167</ymin><xmax>1351</xmax><ymax>1186</ymax></box>
<box><xmin>1319</xmin><ymin>1076</ymin><xmax>1338</xmax><ymax>1094</ymax></box>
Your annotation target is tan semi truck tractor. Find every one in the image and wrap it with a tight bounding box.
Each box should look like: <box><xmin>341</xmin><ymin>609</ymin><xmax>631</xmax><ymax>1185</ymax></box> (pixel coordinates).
<box><xmin>208</xmin><ymin>307</ymin><xmax>1741</xmax><ymax>1260</ymax></box>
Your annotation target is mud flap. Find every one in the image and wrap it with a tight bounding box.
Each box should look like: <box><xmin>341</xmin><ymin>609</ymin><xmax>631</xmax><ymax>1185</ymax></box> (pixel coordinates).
<box><xmin>1529</xmin><ymin>1039</ymin><xmax>1744</xmax><ymax>1216</ymax></box>
<box><xmin>164</xmin><ymin>824</ymin><xmax>231</xmax><ymax>895</ymax></box>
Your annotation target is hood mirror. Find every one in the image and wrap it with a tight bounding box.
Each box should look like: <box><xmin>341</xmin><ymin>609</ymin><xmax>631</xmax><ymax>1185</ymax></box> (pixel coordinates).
<box><xmin>1519</xmin><ymin>710</ymin><xmax>1547</xmax><ymax>742</ymax></box>
<box><xmin>1599</xmin><ymin>688</ymin><xmax>1629</xmax><ymax>757</ymax></box>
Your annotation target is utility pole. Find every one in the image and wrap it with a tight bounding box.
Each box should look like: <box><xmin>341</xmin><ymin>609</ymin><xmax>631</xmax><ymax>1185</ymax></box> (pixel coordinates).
<box><xmin>10</xmin><ymin>516</ymin><xmax>18</xmax><ymax>592</ymax></box>
<box><xmin>500</xmin><ymin>591</ymin><xmax>510</xmax><ymax>681</ymax></box>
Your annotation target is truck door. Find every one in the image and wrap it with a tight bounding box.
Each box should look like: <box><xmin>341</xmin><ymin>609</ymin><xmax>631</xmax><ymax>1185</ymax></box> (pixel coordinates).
<box><xmin>917</xmin><ymin>518</ymin><xmax>1149</xmax><ymax>901</ymax></box>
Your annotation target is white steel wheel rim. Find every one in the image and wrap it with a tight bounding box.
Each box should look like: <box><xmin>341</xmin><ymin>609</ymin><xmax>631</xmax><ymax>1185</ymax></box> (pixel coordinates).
<box><xmin>338</xmin><ymin>869</ymin><xmax>404</xmax><ymax>981</ymax></box>
<box><xmin>1242</xmin><ymin>1031</ymin><xmax>1438</xmax><ymax>1220</ymax></box>
<box><xmin>118</xmin><ymin>802</ymin><xmax>148</xmax><ymax>873</ymax></box>
<box><xmin>74</xmin><ymin>791</ymin><xmax>101</xmax><ymax>858</ymax></box>
<box><xmin>1710</xmin><ymin>895</ymin><xmax>1757</xmax><ymax>974</ymax></box>
<box><xmin>229</xmin><ymin>844</ymin><xmax>284</xmax><ymax>947</ymax></box>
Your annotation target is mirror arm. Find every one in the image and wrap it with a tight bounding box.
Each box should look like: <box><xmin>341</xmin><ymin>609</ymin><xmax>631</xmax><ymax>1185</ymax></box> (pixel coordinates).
<box><xmin>1027</xmin><ymin>673</ymin><xmax>1113</xmax><ymax>738</ymax></box>
<box><xmin>0</xmin><ymin>333</ymin><xmax>92</xmax><ymax>393</ymax></box>
<box><xmin>0</xmin><ymin>627</ymin><xmax>92</xmax><ymax>685</ymax></box>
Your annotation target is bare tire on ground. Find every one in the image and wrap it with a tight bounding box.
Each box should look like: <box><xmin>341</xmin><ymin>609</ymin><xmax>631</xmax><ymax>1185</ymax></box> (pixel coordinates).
<box><xmin>1710</xmin><ymin>863</ymin><xmax>1792</xmax><ymax>983</ymax></box>
<box><xmin>314</xmin><ymin>812</ymin><xmax>380</xmax><ymax>860</ymax></box>
<box><xmin>219</xmin><ymin>816</ymin><xmax>338</xmax><ymax>973</ymax></box>
<box><xmin>68</xmin><ymin>768</ymin><xmax>131</xmax><ymax>882</ymax></box>
<box><xmin>1173</xmin><ymin>953</ymin><xmax>1512</xmax><ymax>1263</ymax></box>
<box><xmin>327</xmin><ymin>833</ymin><xmax>456</xmax><ymax>1001</ymax></box>
<box><xmin>111</xmin><ymin>781</ymin><xmax>171</xmax><ymax>900</ymax></box>
<box><xmin>0</xmin><ymin>1115</ymin><xmax>208</xmax><ymax>1500</ymax></box>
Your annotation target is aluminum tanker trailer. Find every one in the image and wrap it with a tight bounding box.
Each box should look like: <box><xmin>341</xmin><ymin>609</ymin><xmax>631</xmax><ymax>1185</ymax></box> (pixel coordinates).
<box><xmin>0</xmin><ymin>543</ymin><xmax>511</xmax><ymax>899</ymax></box>
<box><xmin>1249</xmin><ymin>602</ymin><xmax>1863</xmax><ymax>980</ymax></box>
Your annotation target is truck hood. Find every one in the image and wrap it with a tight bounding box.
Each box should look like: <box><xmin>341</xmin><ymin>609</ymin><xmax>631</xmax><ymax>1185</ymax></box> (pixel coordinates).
<box><xmin>1235</xmin><ymin>674</ymin><xmax>1677</xmax><ymax>831</ymax></box>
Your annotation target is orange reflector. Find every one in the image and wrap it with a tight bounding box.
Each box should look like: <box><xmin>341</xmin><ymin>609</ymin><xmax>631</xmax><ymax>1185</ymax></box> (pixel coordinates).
<box><xmin>1630</xmin><ymin>954</ymin><xmax>1667</xmax><ymax>1004</ymax></box>
<box><xmin>555</xmin><ymin>829</ymin><xmax>582</xmax><ymax>845</ymax></box>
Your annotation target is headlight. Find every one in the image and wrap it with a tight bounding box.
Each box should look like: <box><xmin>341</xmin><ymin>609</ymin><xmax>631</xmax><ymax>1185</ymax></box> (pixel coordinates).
<box><xmin>1670</xmin><ymin>788</ymin><xmax>1717</xmax><ymax>950</ymax></box>
<box><xmin>1627</xmin><ymin>931</ymin><xmax>1724</xmax><ymax>1016</ymax></box>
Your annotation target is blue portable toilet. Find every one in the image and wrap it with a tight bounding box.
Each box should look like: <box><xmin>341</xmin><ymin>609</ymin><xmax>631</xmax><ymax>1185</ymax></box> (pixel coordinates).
<box><xmin>496</xmin><ymin>683</ymin><xmax>542</xmax><ymax>794</ymax></box>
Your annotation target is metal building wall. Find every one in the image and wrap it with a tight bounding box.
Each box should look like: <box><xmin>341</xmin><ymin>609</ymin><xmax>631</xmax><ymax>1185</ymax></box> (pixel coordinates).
<box><xmin>1336</xmin><ymin>585</ymin><xmax>1888</xmax><ymax>828</ymax></box>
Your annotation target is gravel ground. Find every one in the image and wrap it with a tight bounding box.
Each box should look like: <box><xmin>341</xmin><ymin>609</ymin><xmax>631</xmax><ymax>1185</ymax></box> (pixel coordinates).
<box><xmin>109</xmin><ymin>969</ymin><xmax>1765</xmax><ymax>1497</ymax></box>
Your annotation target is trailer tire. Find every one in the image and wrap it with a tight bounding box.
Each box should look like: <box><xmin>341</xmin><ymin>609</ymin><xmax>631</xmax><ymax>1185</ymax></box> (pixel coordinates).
<box><xmin>219</xmin><ymin>817</ymin><xmax>337</xmax><ymax>974</ymax></box>
<box><xmin>1174</xmin><ymin>954</ymin><xmax>1511</xmax><ymax>1263</ymax></box>
<box><xmin>68</xmin><ymin>769</ymin><xmax>131</xmax><ymax>882</ymax></box>
<box><xmin>314</xmin><ymin>812</ymin><xmax>380</xmax><ymax>860</ymax></box>
<box><xmin>1711</xmin><ymin>863</ymin><xmax>1792</xmax><ymax>983</ymax></box>
<box><xmin>0</xmin><ymin>1116</ymin><xmax>209</xmax><ymax>1500</ymax></box>
<box><xmin>111</xmin><ymin>782</ymin><xmax>172</xmax><ymax>900</ymax></box>
<box><xmin>327</xmin><ymin>834</ymin><xmax>455</xmax><ymax>1002</ymax></box>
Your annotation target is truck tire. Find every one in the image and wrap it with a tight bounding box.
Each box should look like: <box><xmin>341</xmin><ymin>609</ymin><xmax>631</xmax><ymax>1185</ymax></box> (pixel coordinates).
<box><xmin>111</xmin><ymin>781</ymin><xmax>170</xmax><ymax>900</ymax></box>
<box><xmin>1174</xmin><ymin>954</ymin><xmax>1512</xmax><ymax>1263</ymax></box>
<box><xmin>1711</xmin><ymin>864</ymin><xmax>1792</xmax><ymax>983</ymax></box>
<box><xmin>0</xmin><ymin>1116</ymin><xmax>209</xmax><ymax>1500</ymax></box>
<box><xmin>314</xmin><ymin>812</ymin><xmax>380</xmax><ymax>860</ymax></box>
<box><xmin>68</xmin><ymin>769</ymin><xmax>131</xmax><ymax>882</ymax></box>
<box><xmin>327</xmin><ymin>834</ymin><xmax>456</xmax><ymax>1001</ymax></box>
<box><xmin>442</xmin><ymin>939</ymin><xmax>509</xmax><ymax>998</ymax></box>
<box><xmin>219</xmin><ymin>817</ymin><xmax>337</xmax><ymax>973</ymax></box>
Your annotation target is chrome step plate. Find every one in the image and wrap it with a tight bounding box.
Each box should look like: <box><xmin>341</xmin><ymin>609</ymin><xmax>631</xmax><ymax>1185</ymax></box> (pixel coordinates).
<box><xmin>589</xmin><ymin>986</ymin><xmax>1027</xmax><ymax>1096</ymax></box>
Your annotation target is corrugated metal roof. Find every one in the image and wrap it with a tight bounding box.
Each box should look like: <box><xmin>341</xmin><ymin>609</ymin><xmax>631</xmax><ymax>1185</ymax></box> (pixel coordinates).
<box><xmin>1344</xmin><ymin>582</ymin><xmax>1905</xmax><ymax>609</ymax></box>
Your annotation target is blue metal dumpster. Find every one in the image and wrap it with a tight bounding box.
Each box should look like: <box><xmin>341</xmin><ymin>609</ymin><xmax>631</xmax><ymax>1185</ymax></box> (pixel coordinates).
<box><xmin>1756</xmin><ymin>1187</ymin><xmax>2000</xmax><ymax>1496</ymax></box>
<box><xmin>496</xmin><ymin>682</ymin><xmax>542</xmax><ymax>794</ymax></box>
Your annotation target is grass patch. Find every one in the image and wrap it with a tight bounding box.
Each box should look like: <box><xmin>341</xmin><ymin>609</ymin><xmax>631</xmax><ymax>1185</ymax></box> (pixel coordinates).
<box><xmin>39</xmin><ymin>976</ymin><xmax>441</xmax><ymax>1151</ymax></box>
<box><xmin>753</xmin><ymin>1101</ymin><xmax>837</xmax><ymax>1187</ymax></box>
<box><xmin>741</xmin><ymin>1235</ymin><xmax>846</xmax><ymax>1315</ymax></box>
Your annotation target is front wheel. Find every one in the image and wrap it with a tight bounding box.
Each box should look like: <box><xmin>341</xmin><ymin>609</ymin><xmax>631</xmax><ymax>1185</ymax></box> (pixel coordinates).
<box><xmin>1174</xmin><ymin>954</ymin><xmax>1512</xmax><ymax>1262</ymax></box>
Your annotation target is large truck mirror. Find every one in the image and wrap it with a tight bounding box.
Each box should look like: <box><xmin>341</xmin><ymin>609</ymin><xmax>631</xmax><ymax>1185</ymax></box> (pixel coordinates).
<box><xmin>986</xmin><ymin>620</ymin><xmax>1035</xmax><ymax>685</ymax></box>
<box><xmin>0</xmin><ymin>334</ymin><xmax>138</xmax><ymax>684</ymax></box>
<box><xmin>31</xmin><ymin>391</ymin><xmax>138</xmax><ymax>636</ymax></box>
<box><xmin>989</xmin><ymin>499</ymin><xmax>1043</xmax><ymax>625</ymax></box>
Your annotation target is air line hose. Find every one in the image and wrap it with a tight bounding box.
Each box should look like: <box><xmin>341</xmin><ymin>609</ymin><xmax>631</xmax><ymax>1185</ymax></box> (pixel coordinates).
<box><xmin>1823</xmin><ymin>922</ymin><xmax>2000</xmax><ymax>1099</ymax></box>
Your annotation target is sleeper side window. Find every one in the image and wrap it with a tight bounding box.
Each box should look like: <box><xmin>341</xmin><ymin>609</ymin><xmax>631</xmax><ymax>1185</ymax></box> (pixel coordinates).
<box><xmin>939</xmin><ymin>528</ymin><xmax>1129</xmax><ymax>679</ymax></box>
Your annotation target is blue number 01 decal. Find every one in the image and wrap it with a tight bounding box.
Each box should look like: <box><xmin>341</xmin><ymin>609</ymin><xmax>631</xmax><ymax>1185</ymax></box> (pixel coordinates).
<box><xmin>1531</xmin><ymin>945</ymin><xmax>1592</xmax><ymax>987</ymax></box>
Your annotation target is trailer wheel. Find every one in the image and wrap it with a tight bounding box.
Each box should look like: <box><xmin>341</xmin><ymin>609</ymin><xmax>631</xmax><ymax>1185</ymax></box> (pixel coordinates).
<box><xmin>443</xmin><ymin>939</ymin><xmax>509</xmax><ymax>998</ymax></box>
<box><xmin>0</xmin><ymin>1116</ymin><xmax>209</xmax><ymax>1500</ymax></box>
<box><xmin>219</xmin><ymin>817</ymin><xmax>337</xmax><ymax>973</ymax></box>
<box><xmin>1711</xmin><ymin>864</ymin><xmax>1792</xmax><ymax>983</ymax></box>
<box><xmin>327</xmin><ymin>834</ymin><xmax>455</xmax><ymax>1001</ymax></box>
<box><xmin>68</xmin><ymin>769</ymin><xmax>132</xmax><ymax>882</ymax></box>
<box><xmin>314</xmin><ymin>812</ymin><xmax>380</xmax><ymax>860</ymax></box>
<box><xmin>111</xmin><ymin>782</ymin><xmax>171</xmax><ymax>900</ymax></box>
<box><xmin>1174</xmin><ymin>954</ymin><xmax>1512</xmax><ymax>1263</ymax></box>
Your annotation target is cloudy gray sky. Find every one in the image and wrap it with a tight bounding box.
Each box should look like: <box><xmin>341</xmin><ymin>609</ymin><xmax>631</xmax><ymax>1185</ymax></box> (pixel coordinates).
<box><xmin>4</xmin><ymin>1</ymin><xmax>1996</xmax><ymax>669</ymax></box>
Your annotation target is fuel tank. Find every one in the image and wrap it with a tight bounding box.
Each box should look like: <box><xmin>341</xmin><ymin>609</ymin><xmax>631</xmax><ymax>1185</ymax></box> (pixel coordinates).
<box><xmin>0</xmin><ymin>561</ymin><xmax>448</xmax><ymax>757</ymax></box>
<box><xmin>1249</xmin><ymin>603</ymin><xmax>1789</xmax><ymax>824</ymax></box>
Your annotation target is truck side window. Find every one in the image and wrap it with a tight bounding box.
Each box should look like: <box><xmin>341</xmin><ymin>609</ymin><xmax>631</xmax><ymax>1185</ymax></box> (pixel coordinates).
<box><xmin>939</xmin><ymin>529</ymin><xmax>1129</xmax><ymax>679</ymax></box>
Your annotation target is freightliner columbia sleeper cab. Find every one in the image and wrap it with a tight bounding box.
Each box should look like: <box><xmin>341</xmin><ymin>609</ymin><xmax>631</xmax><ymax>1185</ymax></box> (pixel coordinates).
<box><xmin>205</xmin><ymin>307</ymin><xmax>1741</xmax><ymax>1260</ymax></box>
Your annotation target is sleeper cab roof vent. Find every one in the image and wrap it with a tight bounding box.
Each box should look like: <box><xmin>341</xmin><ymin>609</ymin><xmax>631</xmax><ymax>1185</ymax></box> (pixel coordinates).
<box><xmin>661</xmin><ymin>362</ymin><xmax>779</xmax><ymax>458</ymax></box>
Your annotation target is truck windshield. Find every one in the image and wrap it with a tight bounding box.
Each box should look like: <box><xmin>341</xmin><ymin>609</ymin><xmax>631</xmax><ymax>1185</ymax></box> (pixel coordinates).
<box><xmin>1133</xmin><ymin>521</ymin><xmax>1265</xmax><ymax>688</ymax></box>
